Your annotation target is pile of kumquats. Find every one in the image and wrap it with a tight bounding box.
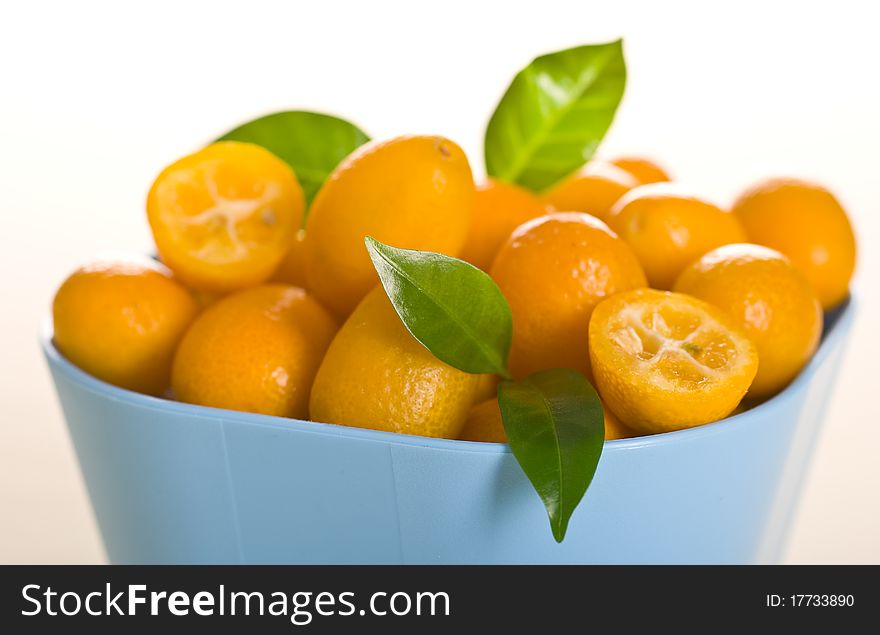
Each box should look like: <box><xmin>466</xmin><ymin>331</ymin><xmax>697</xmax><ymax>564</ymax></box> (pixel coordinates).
<box><xmin>50</xmin><ymin>41</ymin><xmax>857</xmax><ymax>540</ymax></box>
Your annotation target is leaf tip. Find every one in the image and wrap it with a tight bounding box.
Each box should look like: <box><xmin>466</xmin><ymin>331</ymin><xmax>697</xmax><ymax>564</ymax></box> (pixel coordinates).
<box><xmin>552</xmin><ymin>518</ymin><xmax>568</xmax><ymax>543</ymax></box>
<box><xmin>364</xmin><ymin>235</ymin><xmax>388</xmax><ymax>267</ymax></box>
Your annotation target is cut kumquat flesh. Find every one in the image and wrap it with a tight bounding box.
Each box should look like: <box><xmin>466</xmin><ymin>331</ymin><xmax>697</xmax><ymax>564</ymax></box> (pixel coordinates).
<box><xmin>147</xmin><ymin>141</ymin><xmax>303</xmax><ymax>293</ymax></box>
<box><xmin>589</xmin><ymin>289</ymin><xmax>758</xmax><ymax>435</ymax></box>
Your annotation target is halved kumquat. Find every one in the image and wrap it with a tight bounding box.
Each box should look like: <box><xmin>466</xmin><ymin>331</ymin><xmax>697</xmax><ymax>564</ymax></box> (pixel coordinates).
<box><xmin>589</xmin><ymin>289</ymin><xmax>758</xmax><ymax>435</ymax></box>
<box><xmin>147</xmin><ymin>141</ymin><xmax>303</xmax><ymax>293</ymax></box>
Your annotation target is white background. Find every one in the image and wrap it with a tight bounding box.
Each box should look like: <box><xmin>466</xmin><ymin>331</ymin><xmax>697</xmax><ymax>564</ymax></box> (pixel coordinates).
<box><xmin>1</xmin><ymin>0</ymin><xmax>877</xmax><ymax>563</ymax></box>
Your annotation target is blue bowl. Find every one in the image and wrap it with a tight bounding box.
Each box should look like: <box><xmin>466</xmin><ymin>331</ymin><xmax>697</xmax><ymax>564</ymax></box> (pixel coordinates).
<box><xmin>42</xmin><ymin>298</ymin><xmax>854</xmax><ymax>564</ymax></box>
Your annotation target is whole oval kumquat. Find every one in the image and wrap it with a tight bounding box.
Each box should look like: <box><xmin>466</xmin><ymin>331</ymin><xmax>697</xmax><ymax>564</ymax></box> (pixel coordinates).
<box><xmin>674</xmin><ymin>243</ymin><xmax>822</xmax><ymax>399</ymax></box>
<box><xmin>490</xmin><ymin>212</ymin><xmax>647</xmax><ymax>379</ymax></box>
<box><xmin>172</xmin><ymin>284</ymin><xmax>338</xmax><ymax>419</ymax></box>
<box><xmin>53</xmin><ymin>258</ymin><xmax>199</xmax><ymax>396</ymax></box>
<box><xmin>607</xmin><ymin>184</ymin><xmax>747</xmax><ymax>289</ymax></box>
<box><xmin>732</xmin><ymin>177</ymin><xmax>856</xmax><ymax>309</ymax></box>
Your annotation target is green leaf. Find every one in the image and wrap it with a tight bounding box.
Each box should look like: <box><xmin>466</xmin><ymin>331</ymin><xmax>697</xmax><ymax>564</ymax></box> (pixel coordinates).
<box><xmin>498</xmin><ymin>369</ymin><xmax>605</xmax><ymax>542</ymax></box>
<box><xmin>218</xmin><ymin>110</ymin><xmax>370</xmax><ymax>207</ymax></box>
<box><xmin>365</xmin><ymin>237</ymin><xmax>512</xmax><ymax>377</ymax></box>
<box><xmin>484</xmin><ymin>40</ymin><xmax>627</xmax><ymax>192</ymax></box>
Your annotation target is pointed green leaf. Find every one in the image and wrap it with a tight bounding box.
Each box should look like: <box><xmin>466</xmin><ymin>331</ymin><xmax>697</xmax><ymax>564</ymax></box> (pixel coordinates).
<box><xmin>498</xmin><ymin>369</ymin><xmax>605</xmax><ymax>542</ymax></box>
<box><xmin>218</xmin><ymin>110</ymin><xmax>370</xmax><ymax>208</ymax></box>
<box><xmin>365</xmin><ymin>237</ymin><xmax>512</xmax><ymax>377</ymax></box>
<box><xmin>485</xmin><ymin>40</ymin><xmax>626</xmax><ymax>192</ymax></box>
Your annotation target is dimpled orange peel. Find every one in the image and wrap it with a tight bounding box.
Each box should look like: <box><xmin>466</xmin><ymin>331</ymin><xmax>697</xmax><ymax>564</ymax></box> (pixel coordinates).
<box><xmin>52</xmin><ymin>257</ymin><xmax>199</xmax><ymax>396</ymax></box>
<box><xmin>490</xmin><ymin>212</ymin><xmax>646</xmax><ymax>379</ymax></box>
<box><xmin>172</xmin><ymin>284</ymin><xmax>338</xmax><ymax>419</ymax></box>
<box><xmin>607</xmin><ymin>184</ymin><xmax>747</xmax><ymax>289</ymax></box>
<box><xmin>732</xmin><ymin>177</ymin><xmax>856</xmax><ymax>309</ymax></box>
<box><xmin>674</xmin><ymin>243</ymin><xmax>822</xmax><ymax>399</ymax></box>
<box><xmin>309</xmin><ymin>287</ymin><xmax>481</xmax><ymax>438</ymax></box>
<box><xmin>304</xmin><ymin>135</ymin><xmax>475</xmax><ymax>316</ymax></box>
